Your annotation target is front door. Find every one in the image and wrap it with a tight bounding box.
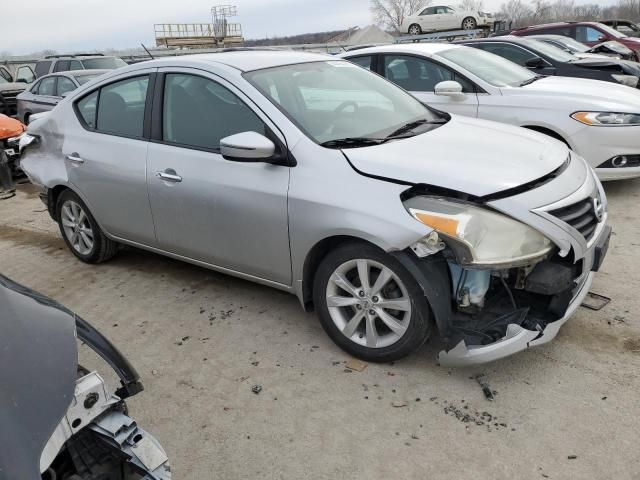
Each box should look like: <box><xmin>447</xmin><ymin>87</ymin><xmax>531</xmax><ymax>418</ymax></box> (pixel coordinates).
<box><xmin>64</xmin><ymin>71</ymin><xmax>156</xmax><ymax>246</ymax></box>
<box><xmin>382</xmin><ymin>54</ymin><xmax>479</xmax><ymax>117</ymax></box>
<box><xmin>146</xmin><ymin>69</ymin><xmax>291</xmax><ymax>285</ymax></box>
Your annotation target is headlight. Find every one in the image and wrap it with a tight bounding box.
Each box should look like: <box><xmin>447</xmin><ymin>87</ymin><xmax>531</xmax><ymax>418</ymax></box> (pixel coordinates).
<box><xmin>572</xmin><ymin>111</ymin><xmax>640</xmax><ymax>126</ymax></box>
<box><xmin>611</xmin><ymin>74</ymin><xmax>639</xmax><ymax>88</ymax></box>
<box><xmin>405</xmin><ymin>198</ymin><xmax>553</xmax><ymax>266</ymax></box>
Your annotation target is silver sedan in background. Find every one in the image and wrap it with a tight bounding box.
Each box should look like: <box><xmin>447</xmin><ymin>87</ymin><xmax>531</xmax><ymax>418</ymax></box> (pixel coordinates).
<box><xmin>16</xmin><ymin>70</ymin><xmax>107</xmax><ymax>124</ymax></box>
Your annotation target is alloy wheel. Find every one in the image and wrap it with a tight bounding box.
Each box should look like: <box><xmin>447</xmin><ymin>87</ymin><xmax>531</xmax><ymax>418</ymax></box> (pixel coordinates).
<box><xmin>325</xmin><ymin>259</ymin><xmax>412</xmax><ymax>349</ymax></box>
<box><xmin>61</xmin><ymin>200</ymin><xmax>95</xmax><ymax>256</ymax></box>
<box><xmin>462</xmin><ymin>18</ymin><xmax>476</xmax><ymax>29</ymax></box>
<box><xmin>409</xmin><ymin>25</ymin><xmax>421</xmax><ymax>35</ymax></box>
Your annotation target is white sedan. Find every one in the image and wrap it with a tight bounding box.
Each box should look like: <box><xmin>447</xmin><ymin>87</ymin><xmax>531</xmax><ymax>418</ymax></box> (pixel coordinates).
<box><xmin>342</xmin><ymin>43</ymin><xmax>640</xmax><ymax>180</ymax></box>
<box><xmin>401</xmin><ymin>5</ymin><xmax>491</xmax><ymax>35</ymax></box>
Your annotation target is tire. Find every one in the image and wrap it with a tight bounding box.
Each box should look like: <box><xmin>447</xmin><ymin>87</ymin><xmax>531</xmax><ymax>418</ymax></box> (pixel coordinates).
<box><xmin>408</xmin><ymin>24</ymin><xmax>422</xmax><ymax>35</ymax></box>
<box><xmin>313</xmin><ymin>242</ymin><xmax>433</xmax><ymax>362</ymax></box>
<box><xmin>56</xmin><ymin>189</ymin><xmax>119</xmax><ymax>264</ymax></box>
<box><xmin>462</xmin><ymin>17</ymin><xmax>477</xmax><ymax>30</ymax></box>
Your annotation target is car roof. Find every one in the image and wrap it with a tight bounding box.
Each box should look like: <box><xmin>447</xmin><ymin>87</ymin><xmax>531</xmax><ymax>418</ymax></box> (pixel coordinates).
<box><xmin>36</xmin><ymin>69</ymin><xmax>109</xmax><ymax>80</ymax></box>
<box><xmin>513</xmin><ymin>21</ymin><xmax>601</xmax><ymax>32</ymax></box>
<box><xmin>342</xmin><ymin>42</ymin><xmax>462</xmax><ymax>58</ymax></box>
<box><xmin>133</xmin><ymin>50</ymin><xmax>334</xmax><ymax>73</ymax></box>
<box><xmin>460</xmin><ymin>35</ymin><xmax>529</xmax><ymax>44</ymax></box>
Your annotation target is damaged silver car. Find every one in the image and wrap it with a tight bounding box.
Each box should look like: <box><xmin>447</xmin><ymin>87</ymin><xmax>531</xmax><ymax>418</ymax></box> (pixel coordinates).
<box><xmin>18</xmin><ymin>52</ymin><xmax>611</xmax><ymax>366</ymax></box>
<box><xmin>0</xmin><ymin>275</ymin><xmax>171</xmax><ymax>479</ymax></box>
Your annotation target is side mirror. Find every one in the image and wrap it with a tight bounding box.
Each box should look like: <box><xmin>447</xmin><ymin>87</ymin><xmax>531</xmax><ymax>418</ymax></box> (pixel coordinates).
<box><xmin>220</xmin><ymin>131</ymin><xmax>276</xmax><ymax>162</ymax></box>
<box><xmin>434</xmin><ymin>80</ymin><xmax>464</xmax><ymax>97</ymax></box>
<box><xmin>525</xmin><ymin>56</ymin><xmax>547</xmax><ymax>68</ymax></box>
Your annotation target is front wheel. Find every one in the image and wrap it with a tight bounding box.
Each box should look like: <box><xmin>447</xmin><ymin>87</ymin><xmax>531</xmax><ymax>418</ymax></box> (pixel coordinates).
<box><xmin>313</xmin><ymin>242</ymin><xmax>432</xmax><ymax>362</ymax></box>
<box><xmin>57</xmin><ymin>189</ymin><xmax>119</xmax><ymax>263</ymax></box>
<box><xmin>462</xmin><ymin>17</ymin><xmax>477</xmax><ymax>30</ymax></box>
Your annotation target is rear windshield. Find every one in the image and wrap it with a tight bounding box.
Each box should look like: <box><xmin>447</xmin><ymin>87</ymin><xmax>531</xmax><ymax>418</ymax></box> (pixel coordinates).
<box><xmin>81</xmin><ymin>57</ymin><xmax>127</xmax><ymax>70</ymax></box>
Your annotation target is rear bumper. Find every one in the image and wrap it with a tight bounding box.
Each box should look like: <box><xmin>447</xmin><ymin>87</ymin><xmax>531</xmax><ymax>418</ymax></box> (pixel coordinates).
<box><xmin>438</xmin><ymin>270</ymin><xmax>593</xmax><ymax>367</ymax></box>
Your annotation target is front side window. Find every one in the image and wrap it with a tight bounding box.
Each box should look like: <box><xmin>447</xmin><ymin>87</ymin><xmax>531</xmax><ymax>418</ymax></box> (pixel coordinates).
<box><xmin>96</xmin><ymin>76</ymin><xmax>149</xmax><ymax>137</ymax></box>
<box><xmin>439</xmin><ymin>47</ymin><xmax>536</xmax><ymax>87</ymax></box>
<box><xmin>57</xmin><ymin>77</ymin><xmax>77</xmax><ymax>96</ymax></box>
<box><xmin>576</xmin><ymin>26</ymin><xmax>604</xmax><ymax>43</ymax></box>
<box><xmin>16</xmin><ymin>66</ymin><xmax>35</xmax><ymax>83</ymax></box>
<box><xmin>38</xmin><ymin>77</ymin><xmax>57</xmax><ymax>96</ymax></box>
<box><xmin>383</xmin><ymin>55</ymin><xmax>473</xmax><ymax>92</ymax></box>
<box><xmin>245</xmin><ymin>61</ymin><xmax>438</xmax><ymax>145</ymax></box>
<box><xmin>163</xmin><ymin>73</ymin><xmax>266</xmax><ymax>151</ymax></box>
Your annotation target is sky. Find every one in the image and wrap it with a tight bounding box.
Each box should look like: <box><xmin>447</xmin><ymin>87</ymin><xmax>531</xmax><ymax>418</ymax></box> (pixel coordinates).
<box><xmin>0</xmin><ymin>0</ymin><xmax>618</xmax><ymax>56</ymax></box>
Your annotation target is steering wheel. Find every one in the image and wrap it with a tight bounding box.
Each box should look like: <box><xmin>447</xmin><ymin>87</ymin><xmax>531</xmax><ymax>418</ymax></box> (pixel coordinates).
<box><xmin>334</xmin><ymin>101</ymin><xmax>359</xmax><ymax>114</ymax></box>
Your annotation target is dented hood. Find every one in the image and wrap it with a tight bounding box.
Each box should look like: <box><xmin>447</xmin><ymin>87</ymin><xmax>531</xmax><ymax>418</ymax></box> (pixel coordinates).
<box><xmin>342</xmin><ymin>115</ymin><xmax>568</xmax><ymax>197</ymax></box>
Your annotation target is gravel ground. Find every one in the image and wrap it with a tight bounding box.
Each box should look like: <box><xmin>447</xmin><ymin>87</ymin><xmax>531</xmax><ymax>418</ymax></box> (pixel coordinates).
<box><xmin>1</xmin><ymin>180</ymin><xmax>639</xmax><ymax>480</ymax></box>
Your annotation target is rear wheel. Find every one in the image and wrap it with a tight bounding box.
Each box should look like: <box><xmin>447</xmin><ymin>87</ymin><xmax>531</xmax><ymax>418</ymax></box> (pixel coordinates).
<box><xmin>408</xmin><ymin>24</ymin><xmax>422</xmax><ymax>35</ymax></box>
<box><xmin>56</xmin><ymin>189</ymin><xmax>119</xmax><ymax>263</ymax></box>
<box><xmin>313</xmin><ymin>242</ymin><xmax>432</xmax><ymax>362</ymax></box>
<box><xmin>462</xmin><ymin>17</ymin><xmax>477</xmax><ymax>30</ymax></box>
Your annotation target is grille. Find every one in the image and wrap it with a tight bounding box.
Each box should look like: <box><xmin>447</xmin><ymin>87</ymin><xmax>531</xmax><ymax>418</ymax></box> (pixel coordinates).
<box><xmin>0</xmin><ymin>90</ymin><xmax>22</xmax><ymax>116</ymax></box>
<box><xmin>549</xmin><ymin>198</ymin><xmax>598</xmax><ymax>242</ymax></box>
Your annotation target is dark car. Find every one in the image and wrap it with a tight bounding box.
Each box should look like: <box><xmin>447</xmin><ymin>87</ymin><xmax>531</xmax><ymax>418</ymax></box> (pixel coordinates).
<box><xmin>602</xmin><ymin>19</ymin><xmax>640</xmax><ymax>38</ymax></box>
<box><xmin>528</xmin><ymin>34</ymin><xmax>637</xmax><ymax>61</ymax></box>
<box><xmin>510</xmin><ymin>22</ymin><xmax>640</xmax><ymax>61</ymax></box>
<box><xmin>34</xmin><ymin>53</ymin><xmax>127</xmax><ymax>79</ymax></box>
<box><xmin>460</xmin><ymin>36</ymin><xmax>640</xmax><ymax>88</ymax></box>
<box><xmin>16</xmin><ymin>69</ymin><xmax>107</xmax><ymax>124</ymax></box>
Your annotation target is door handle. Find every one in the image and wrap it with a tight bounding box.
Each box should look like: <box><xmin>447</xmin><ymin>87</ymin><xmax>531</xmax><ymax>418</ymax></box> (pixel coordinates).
<box><xmin>66</xmin><ymin>153</ymin><xmax>84</xmax><ymax>164</ymax></box>
<box><xmin>156</xmin><ymin>170</ymin><xmax>182</xmax><ymax>183</ymax></box>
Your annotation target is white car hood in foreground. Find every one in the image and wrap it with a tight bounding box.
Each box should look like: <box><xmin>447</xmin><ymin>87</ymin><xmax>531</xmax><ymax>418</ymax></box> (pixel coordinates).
<box><xmin>510</xmin><ymin>76</ymin><xmax>640</xmax><ymax>109</ymax></box>
<box><xmin>343</xmin><ymin>115</ymin><xmax>568</xmax><ymax>197</ymax></box>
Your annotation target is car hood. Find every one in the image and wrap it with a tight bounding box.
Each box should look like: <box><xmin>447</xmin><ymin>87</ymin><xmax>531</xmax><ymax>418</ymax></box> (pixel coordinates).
<box><xmin>0</xmin><ymin>82</ymin><xmax>27</xmax><ymax>92</ymax></box>
<box><xmin>512</xmin><ymin>76</ymin><xmax>640</xmax><ymax>106</ymax></box>
<box><xmin>342</xmin><ymin>115</ymin><xmax>568</xmax><ymax>197</ymax></box>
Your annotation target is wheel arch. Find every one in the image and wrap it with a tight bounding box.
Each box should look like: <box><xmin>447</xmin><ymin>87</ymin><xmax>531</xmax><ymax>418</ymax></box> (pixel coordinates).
<box><xmin>522</xmin><ymin>124</ymin><xmax>573</xmax><ymax>149</ymax></box>
<box><xmin>300</xmin><ymin>235</ymin><xmax>384</xmax><ymax>311</ymax></box>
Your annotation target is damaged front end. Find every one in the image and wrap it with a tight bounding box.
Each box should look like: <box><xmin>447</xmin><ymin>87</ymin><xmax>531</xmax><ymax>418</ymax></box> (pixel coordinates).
<box><xmin>0</xmin><ymin>275</ymin><xmax>171</xmax><ymax>480</ymax></box>
<box><xmin>399</xmin><ymin>154</ymin><xmax>611</xmax><ymax>367</ymax></box>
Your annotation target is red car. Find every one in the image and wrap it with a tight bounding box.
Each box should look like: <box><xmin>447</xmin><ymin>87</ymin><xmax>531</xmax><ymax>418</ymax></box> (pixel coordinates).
<box><xmin>511</xmin><ymin>21</ymin><xmax>640</xmax><ymax>61</ymax></box>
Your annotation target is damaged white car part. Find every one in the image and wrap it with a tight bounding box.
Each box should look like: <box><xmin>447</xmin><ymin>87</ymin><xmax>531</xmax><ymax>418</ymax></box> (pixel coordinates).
<box><xmin>20</xmin><ymin>51</ymin><xmax>610</xmax><ymax>366</ymax></box>
<box><xmin>0</xmin><ymin>274</ymin><xmax>171</xmax><ymax>479</ymax></box>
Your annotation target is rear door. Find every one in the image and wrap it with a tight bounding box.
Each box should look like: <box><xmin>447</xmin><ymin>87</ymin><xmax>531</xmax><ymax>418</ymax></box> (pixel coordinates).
<box><xmin>146</xmin><ymin>68</ymin><xmax>291</xmax><ymax>284</ymax></box>
<box><xmin>63</xmin><ymin>69</ymin><xmax>157</xmax><ymax>245</ymax></box>
<box><xmin>381</xmin><ymin>54</ymin><xmax>479</xmax><ymax>117</ymax></box>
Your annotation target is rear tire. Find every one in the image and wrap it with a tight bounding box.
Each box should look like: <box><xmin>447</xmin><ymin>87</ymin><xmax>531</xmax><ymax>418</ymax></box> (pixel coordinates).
<box><xmin>462</xmin><ymin>17</ymin><xmax>477</xmax><ymax>30</ymax></box>
<box><xmin>313</xmin><ymin>242</ymin><xmax>432</xmax><ymax>362</ymax></box>
<box><xmin>408</xmin><ymin>24</ymin><xmax>422</xmax><ymax>35</ymax></box>
<box><xmin>56</xmin><ymin>189</ymin><xmax>119</xmax><ymax>264</ymax></box>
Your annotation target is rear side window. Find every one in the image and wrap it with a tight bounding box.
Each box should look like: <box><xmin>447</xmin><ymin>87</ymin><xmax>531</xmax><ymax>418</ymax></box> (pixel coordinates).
<box><xmin>53</xmin><ymin>60</ymin><xmax>70</xmax><ymax>72</ymax></box>
<box><xmin>77</xmin><ymin>90</ymin><xmax>98</xmax><ymax>128</ymax></box>
<box><xmin>162</xmin><ymin>73</ymin><xmax>266</xmax><ymax>151</ymax></box>
<box><xmin>96</xmin><ymin>76</ymin><xmax>149</xmax><ymax>137</ymax></box>
<box><xmin>348</xmin><ymin>55</ymin><xmax>374</xmax><ymax>71</ymax></box>
<box><xmin>35</xmin><ymin>61</ymin><xmax>52</xmax><ymax>78</ymax></box>
<box><xmin>38</xmin><ymin>77</ymin><xmax>57</xmax><ymax>96</ymax></box>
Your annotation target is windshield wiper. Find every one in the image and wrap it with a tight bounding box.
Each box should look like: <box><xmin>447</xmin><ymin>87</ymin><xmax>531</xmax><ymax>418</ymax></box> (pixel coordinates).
<box><xmin>320</xmin><ymin>137</ymin><xmax>385</xmax><ymax>149</ymax></box>
<box><xmin>385</xmin><ymin>118</ymin><xmax>446</xmax><ymax>139</ymax></box>
<box><xmin>520</xmin><ymin>75</ymin><xmax>544</xmax><ymax>86</ymax></box>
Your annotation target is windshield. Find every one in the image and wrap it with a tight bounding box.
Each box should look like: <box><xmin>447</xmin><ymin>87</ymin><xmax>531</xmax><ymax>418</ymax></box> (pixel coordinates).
<box><xmin>81</xmin><ymin>57</ymin><xmax>127</xmax><ymax>69</ymax></box>
<box><xmin>520</xmin><ymin>38</ymin><xmax>576</xmax><ymax>61</ymax></box>
<box><xmin>245</xmin><ymin>61</ymin><xmax>440</xmax><ymax>145</ymax></box>
<box><xmin>541</xmin><ymin>36</ymin><xmax>589</xmax><ymax>53</ymax></box>
<box><xmin>597</xmin><ymin>23</ymin><xmax>626</xmax><ymax>39</ymax></box>
<box><xmin>75</xmin><ymin>73</ymin><xmax>102</xmax><ymax>85</ymax></box>
<box><xmin>438</xmin><ymin>47</ymin><xmax>536</xmax><ymax>87</ymax></box>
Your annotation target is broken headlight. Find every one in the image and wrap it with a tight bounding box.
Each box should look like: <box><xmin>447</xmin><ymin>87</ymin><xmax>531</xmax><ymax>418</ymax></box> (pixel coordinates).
<box><xmin>405</xmin><ymin>197</ymin><xmax>553</xmax><ymax>267</ymax></box>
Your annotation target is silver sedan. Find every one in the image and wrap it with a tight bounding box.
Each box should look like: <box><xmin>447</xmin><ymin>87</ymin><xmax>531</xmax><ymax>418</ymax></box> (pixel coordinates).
<box><xmin>19</xmin><ymin>52</ymin><xmax>610</xmax><ymax>366</ymax></box>
<box><xmin>16</xmin><ymin>70</ymin><xmax>107</xmax><ymax>124</ymax></box>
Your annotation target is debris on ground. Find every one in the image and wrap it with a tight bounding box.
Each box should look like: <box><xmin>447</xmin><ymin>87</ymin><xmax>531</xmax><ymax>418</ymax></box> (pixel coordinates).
<box><xmin>251</xmin><ymin>385</ymin><xmax>262</xmax><ymax>395</ymax></box>
<box><xmin>475</xmin><ymin>374</ymin><xmax>495</xmax><ymax>401</ymax></box>
<box><xmin>392</xmin><ymin>400</ymin><xmax>408</xmax><ymax>408</ymax></box>
<box><xmin>345</xmin><ymin>358</ymin><xmax>368</xmax><ymax>372</ymax></box>
<box><xmin>581</xmin><ymin>292</ymin><xmax>611</xmax><ymax>310</ymax></box>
